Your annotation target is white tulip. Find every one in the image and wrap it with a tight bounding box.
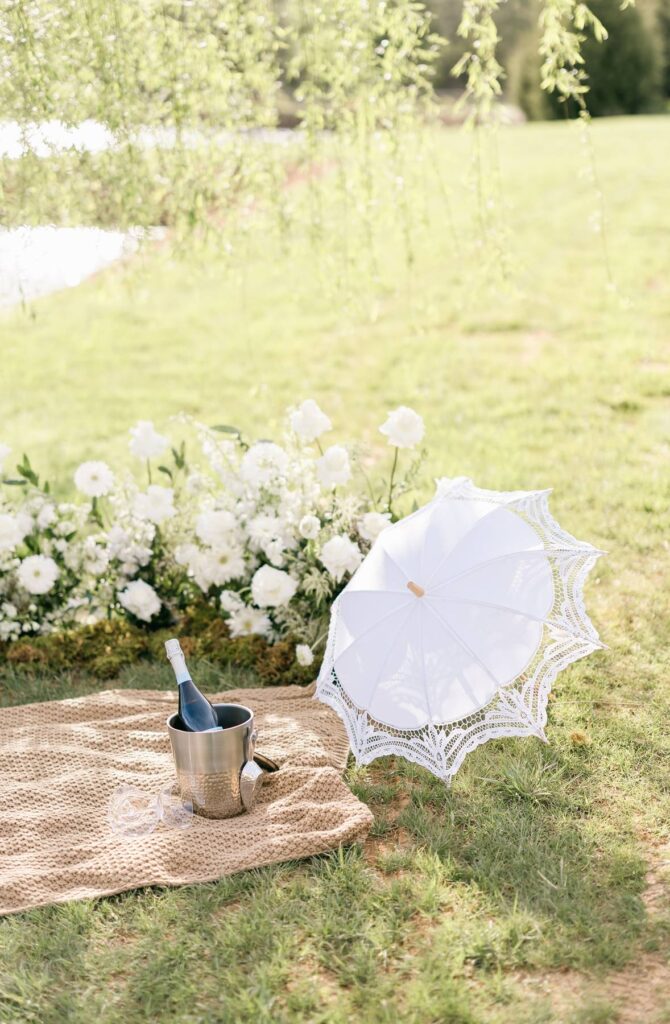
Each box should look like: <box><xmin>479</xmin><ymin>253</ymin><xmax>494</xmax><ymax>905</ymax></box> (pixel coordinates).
<box><xmin>290</xmin><ymin>399</ymin><xmax>332</xmax><ymax>443</ymax></box>
<box><xmin>379</xmin><ymin>406</ymin><xmax>425</xmax><ymax>449</ymax></box>
<box><xmin>317</xmin><ymin>445</ymin><xmax>351</xmax><ymax>488</ymax></box>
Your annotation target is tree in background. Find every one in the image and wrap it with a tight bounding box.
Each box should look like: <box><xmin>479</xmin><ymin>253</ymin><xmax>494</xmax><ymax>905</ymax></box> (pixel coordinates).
<box><xmin>659</xmin><ymin>0</ymin><xmax>670</xmax><ymax>98</ymax></box>
<box><xmin>427</xmin><ymin>0</ymin><xmax>667</xmax><ymax>118</ymax></box>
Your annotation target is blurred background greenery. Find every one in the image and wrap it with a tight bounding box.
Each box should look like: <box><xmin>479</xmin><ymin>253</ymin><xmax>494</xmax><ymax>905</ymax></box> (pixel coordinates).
<box><xmin>430</xmin><ymin>0</ymin><xmax>670</xmax><ymax>119</ymax></box>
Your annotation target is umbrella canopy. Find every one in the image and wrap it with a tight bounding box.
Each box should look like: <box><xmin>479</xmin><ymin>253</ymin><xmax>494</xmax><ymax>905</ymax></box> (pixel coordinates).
<box><xmin>316</xmin><ymin>478</ymin><xmax>604</xmax><ymax>782</ymax></box>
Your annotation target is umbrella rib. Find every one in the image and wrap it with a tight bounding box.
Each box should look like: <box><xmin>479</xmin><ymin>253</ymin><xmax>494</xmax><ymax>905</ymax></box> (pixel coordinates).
<box><xmin>431</xmin><ymin>596</ymin><xmax>549</xmax><ymax>622</ymax></box>
<box><xmin>423</xmin><ymin>500</ymin><xmax>504</xmax><ymax>588</ymax></box>
<box><xmin>433</xmin><ymin>547</ymin><xmax>596</xmax><ymax>590</ymax></box>
<box><xmin>416</xmin><ymin>601</ymin><xmax>435</xmax><ymax>726</ymax></box>
<box><xmin>429</xmin><ymin>596</ymin><xmax>604</xmax><ymax>647</ymax></box>
<box><xmin>424</xmin><ymin>601</ymin><xmax>502</xmax><ymax>692</ymax></box>
<box><xmin>359</xmin><ymin>602</ymin><xmax>418</xmax><ymax>716</ymax></box>
<box><xmin>379</xmin><ymin>544</ymin><xmax>414</xmax><ymax>583</ymax></box>
<box><xmin>333</xmin><ymin>599</ymin><xmax>413</xmax><ymax>661</ymax></box>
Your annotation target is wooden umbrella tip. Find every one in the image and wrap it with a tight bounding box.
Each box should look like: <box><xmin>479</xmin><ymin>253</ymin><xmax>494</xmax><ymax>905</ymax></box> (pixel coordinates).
<box><xmin>407</xmin><ymin>581</ymin><xmax>425</xmax><ymax>598</ymax></box>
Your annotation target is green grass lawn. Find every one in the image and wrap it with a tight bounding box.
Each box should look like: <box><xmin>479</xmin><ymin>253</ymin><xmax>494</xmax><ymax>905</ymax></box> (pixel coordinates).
<box><xmin>1</xmin><ymin>116</ymin><xmax>669</xmax><ymax>1023</ymax></box>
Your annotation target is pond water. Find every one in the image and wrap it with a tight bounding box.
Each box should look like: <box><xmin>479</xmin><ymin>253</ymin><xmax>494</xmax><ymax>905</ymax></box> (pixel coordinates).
<box><xmin>0</xmin><ymin>226</ymin><xmax>146</xmax><ymax>308</ymax></box>
<box><xmin>0</xmin><ymin>121</ymin><xmax>295</xmax><ymax>307</ymax></box>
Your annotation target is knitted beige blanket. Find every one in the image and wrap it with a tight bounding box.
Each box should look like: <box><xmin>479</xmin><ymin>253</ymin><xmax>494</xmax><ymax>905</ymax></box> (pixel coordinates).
<box><xmin>0</xmin><ymin>685</ymin><xmax>372</xmax><ymax>915</ymax></box>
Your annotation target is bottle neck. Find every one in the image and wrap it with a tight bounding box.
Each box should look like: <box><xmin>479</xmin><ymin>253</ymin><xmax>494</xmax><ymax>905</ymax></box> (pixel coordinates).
<box><xmin>170</xmin><ymin>653</ymin><xmax>191</xmax><ymax>686</ymax></box>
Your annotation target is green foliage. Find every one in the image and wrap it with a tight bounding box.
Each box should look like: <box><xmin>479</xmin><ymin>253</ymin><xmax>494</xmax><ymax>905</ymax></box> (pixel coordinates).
<box><xmin>660</xmin><ymin>0</ymin><xmax>670</xmax><ymax>97</ymax></box>
<box><xmin>0</xmin><ymin>606</ymin><xmax>314</xmax><ymax>685</ymax></box>
<box><xmin>503</xmin><ymin>0</ymin><xmax>663</xmax><ymax>119</ymax></box>
<box><xmin>0</xmin><ymin>0</ymin><xmax>441</xmax><ymax>241</ymax></box>
<box><xmin>577</xmin><ymin>0</ymin><xmax>663</xmax><ymax>115</ymax></box>
<box><xmin>0</xmin><ymin>116</ymin><xmax>669</xmax><ymax>1023</ymax></box>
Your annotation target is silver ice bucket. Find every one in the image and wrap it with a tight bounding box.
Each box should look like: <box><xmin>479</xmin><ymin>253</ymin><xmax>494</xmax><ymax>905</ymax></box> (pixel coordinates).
<box><xmin>167</xmin><ymin>703</ymin><xmax>264</xmax><ymax>819</ymax></box>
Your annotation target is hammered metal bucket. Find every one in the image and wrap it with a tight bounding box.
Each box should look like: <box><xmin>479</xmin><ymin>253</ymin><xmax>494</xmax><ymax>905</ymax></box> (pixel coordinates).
<box><xmin>167</xmin><ymin>703</ymin><xmax>263</xmax><ymax>819</ymax></box>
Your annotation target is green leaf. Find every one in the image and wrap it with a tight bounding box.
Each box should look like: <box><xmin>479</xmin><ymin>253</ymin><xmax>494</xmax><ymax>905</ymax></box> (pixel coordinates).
<box><xmin>211</xmin><ymin>424</ymin><xmax>241</xmax><ymax>436</ymax></box>
<box><xmin>158</xmin><ymin>465</ymin><xmax>174</xmax><ymax>481</ymax></box>
<box><xmin>17</xmin><ymin>455</ymin><xmax>39</xmax><ymax>487</ymax></box>
<box><xmin>2</xmin><ymin>478</ymin><xmax>27</xmax><ymax>486</ymax></box>
<box><xmin>171</xmin><ymin>442</ymin><xmax>186</xmax><ymax>470</ymax></box>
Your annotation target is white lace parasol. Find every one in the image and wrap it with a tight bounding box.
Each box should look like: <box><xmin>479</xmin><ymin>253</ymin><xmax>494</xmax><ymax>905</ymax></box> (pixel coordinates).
<box><xmin>316</xmin><ymin>477</ymin><xmax>604</xmax><ymax>783</ymax></box>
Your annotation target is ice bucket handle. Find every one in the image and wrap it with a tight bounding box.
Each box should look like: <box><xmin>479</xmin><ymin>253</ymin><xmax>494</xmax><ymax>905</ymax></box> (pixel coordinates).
<box><xmin>240</xmin><ymin>760</ymin><xmax>264</xmax><ymax>811</ymax></box>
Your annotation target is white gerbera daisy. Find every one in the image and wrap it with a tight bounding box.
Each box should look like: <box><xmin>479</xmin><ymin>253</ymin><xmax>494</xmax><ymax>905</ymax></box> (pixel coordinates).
<box><xmin>74</xmin><ymin>460</ymin><xmax>115</xmax><ymax>498</ymax></box>
<box><xmin>17</xmin><ymin>555</ymin><xmax>59</xmax><ymax>595</ymax></box>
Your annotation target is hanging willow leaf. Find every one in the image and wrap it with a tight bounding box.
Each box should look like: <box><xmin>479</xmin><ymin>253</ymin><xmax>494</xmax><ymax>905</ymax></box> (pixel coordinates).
<box><xmin>211</xmin><ymin>425</ymin><xmax>242</xmax><ymax>436</ymax></box>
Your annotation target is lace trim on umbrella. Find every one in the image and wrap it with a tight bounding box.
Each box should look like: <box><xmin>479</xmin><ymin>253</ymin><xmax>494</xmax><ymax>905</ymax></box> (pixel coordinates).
<box><xmin>316</xmin><ymin>479</ymin><xmax>604</xmax><ymax>783</ymax></box>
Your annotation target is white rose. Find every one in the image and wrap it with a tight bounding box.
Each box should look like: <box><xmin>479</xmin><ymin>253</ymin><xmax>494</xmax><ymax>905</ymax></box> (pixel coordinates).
<box><xmin>319</xmin><ymin>535</ymin><xmax>363</xmax><ymax>582</ymax></box>
<box><xmin>379</xmin><ymin>406</ymin><xmax>425</xmax><ymax>449</ymax></box>
<box><xmin>299</xmin><ymin>514</ymin><xmax>321</xmax><ymax>540</ymax></box>
<box><xmin>118</xmin><ymin>579</ymin><xmax>161</xmax><ymax>622</ymax></box>
<box><xmin>128</xmin><ymin>420</ymin><xmax>169</xmax><ymax>460</ymax></box>
<box><xmin>317</xmin><ymin>445</ymin><xmax>351</xmax><ymax>488</ymax></box>
<box><xmin>74</xmin><ymin>460</ymin><xmax>115</xmax><ymax>498</ymax></box>
<box><xmin>241</xmin><ymin>442</ymin><xmax>289</xmax><ymax>488</ymax></box>
<box><xmin>0</xmin><ymin>513</ymin><xmax>29</xmax><ymax>552</ymax></box>
<box><xmin>290</xmin><ymin>399</ymin><xmax>332</xmax><ymax>442</ymax></box>
<box><xmin>0</xmin><ymin>443</ymin><xmax>11</xmax><ymax>473</ymax></box>
<box><xmin>17</xmin><ymin>555</ymin><xmax>59</xmax><ymax>595</ymax></box>
<box><xmin>195</xmin><ymin>509</ymin><xmax>237</xmax><ymax>547</ymax></box>
<box><xmin>228</xmin><ymin>607</ymin><xmax>271</xmax><ymax>638</ymax></box>
<box><xmin>133</xmin><ymin>485</ymin><xmax>175</xmax><ymax>525</ymax></box>
<box><xmin>296</xmin><ymin>644</ymin><xmax>314</xmax><ymax>667</ymax></box>
<box><xmin>251</xmin><ymin>565</ymin><xmax>297</xmax><ymax>607</ymax></box>
<box><xmin>358</xmin><ymin>511</ymin><xmax>391</xmax><ymax>543</ymax></box>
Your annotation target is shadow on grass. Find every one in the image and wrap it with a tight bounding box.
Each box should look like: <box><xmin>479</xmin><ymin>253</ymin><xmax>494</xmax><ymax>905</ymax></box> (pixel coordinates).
<box><xmin>395</xmin><ymin>737</ymin><xmax>648</xmax><ymax>972</ymax></box>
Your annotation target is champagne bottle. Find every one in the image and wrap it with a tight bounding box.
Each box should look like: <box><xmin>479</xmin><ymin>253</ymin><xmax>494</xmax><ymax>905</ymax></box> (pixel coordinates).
<box><xmin>165</xmin><ymin>638</ymin><xmax>220</xmax><ymax>732</ymax></box>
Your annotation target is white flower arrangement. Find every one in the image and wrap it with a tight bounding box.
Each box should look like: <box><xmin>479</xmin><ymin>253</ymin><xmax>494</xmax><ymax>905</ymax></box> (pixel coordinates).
<box><xmin>0</xmin><ymin>404</ymin><xmax>426</xmax><ymax>662</ymax></box>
